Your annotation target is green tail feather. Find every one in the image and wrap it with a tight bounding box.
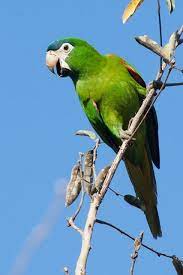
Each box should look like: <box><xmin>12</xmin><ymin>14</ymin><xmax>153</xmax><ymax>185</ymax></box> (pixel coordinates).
<box><xmin>145</xmin><ymin>205</ymin><xmax>162</xmax><ymax>239</ymax></box>
<box><xmin>125</xmin><ymin>145</ymin><xmax>162</xmax><ymax>238</ymax></box>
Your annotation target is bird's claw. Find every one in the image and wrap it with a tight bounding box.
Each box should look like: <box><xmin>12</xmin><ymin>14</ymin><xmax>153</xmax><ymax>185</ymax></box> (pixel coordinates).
<box><xmin>148</xmin><ymin>80</ymin><xmax>164</xmax><ymax>92</ymax></box>
<box><xmin>128</xmin><ymin>117</ymin><xmax>134</xmax><ymax>128</ymax></box>
<box><xmin>120</xmin><ymin>129</ymin><xmax>136</xmax><ymax>142</ymax></box>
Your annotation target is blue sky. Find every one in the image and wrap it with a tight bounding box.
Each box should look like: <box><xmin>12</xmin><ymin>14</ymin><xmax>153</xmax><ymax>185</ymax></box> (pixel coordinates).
<box><xmin>1</xmin><ymin>0</ymin><xmax>183</xmax><ymax>274</ymax></box>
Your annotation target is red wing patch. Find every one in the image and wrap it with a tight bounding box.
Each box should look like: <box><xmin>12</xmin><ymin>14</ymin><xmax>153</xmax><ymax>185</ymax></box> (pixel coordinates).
<box><xmin>107</xmin><ymin>54</ymin><xmax>146</xmax><ymax>88</ymax></box>
<box><xmin>119</xmin><ymin>59</ymin><xmax>146</xmax><ymax>88</ymax></box>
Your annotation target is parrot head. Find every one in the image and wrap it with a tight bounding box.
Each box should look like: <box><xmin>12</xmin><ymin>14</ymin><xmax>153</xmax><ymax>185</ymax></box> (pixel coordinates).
<box><xmin>46</xmin><ymin>38</ymin><xmax>103</xmax><ymax>79</ymax></box>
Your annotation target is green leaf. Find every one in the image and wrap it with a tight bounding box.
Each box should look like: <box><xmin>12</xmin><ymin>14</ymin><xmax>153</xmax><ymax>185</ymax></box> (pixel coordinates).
<box><xmin>166</xmin><ymin>0</ymin><xmax>175</xmax><ymax>13</ymax></box>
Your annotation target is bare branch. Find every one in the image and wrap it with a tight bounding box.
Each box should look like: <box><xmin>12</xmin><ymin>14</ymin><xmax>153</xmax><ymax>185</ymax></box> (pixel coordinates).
<box><xmin>92</xmin><ymin>138</ymin><xmax>101</xmax><ymax>180</ymax></box>
<box><xmin>96</xmin><ymin>219</ymin><xmax>178</xmax><ymax>260</ymax></box>
<box><xmin>75</xmin><ymin>195</ymin><xmax>100</xmax><ymax>275</ymax></box>
<box><xmin>67</xmin><ymin>217</ymin><xmax>83</xmax><ymax>236</ymax></box>
<box><xmin>165</xmin><ymin>82</ymin><xmax>183</xmax><ymax>87</ymax></box>
<box><xmin>130</xmin><ymin>232</ymin><xmax>144</xmax><ymax>275</ymax></box>
<box><xmin>108</xmin><ymin>186</ymin><xmax>124</xmax><ymax>198</ymax></box>
<box><xmin>135</xmin><ymin>25</ymin><xmax>183</xmax><ymax>65</ymax></box>
<box><xmin>157</xmin><ymin>0</ymin><xmax>163</xmax><ymax>71</ymax></box>
<box><xmin>72</xmin><ymin>187</ymin><xmax>85</xmax><ymax>222</ymax></box>
<box><xmin>153</xmin><ymin>67</ymin><xmax>173</xmax><ymax>104</ymax></box>
<box><xmin>135</xmin><ymin>35</ymin><xmax>172</xmax><ymax>63</ymax></box>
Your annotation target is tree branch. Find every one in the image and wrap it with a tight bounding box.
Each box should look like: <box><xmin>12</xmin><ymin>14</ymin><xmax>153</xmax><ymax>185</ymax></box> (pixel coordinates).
<box><xmin>130</xmin><ymin>232</ymin><xmax>144</xmax><ymax>275</ymax></box>
<box><xmin>75</xmin><ymin>195</ymin><xmax>100</xmax><ymax>275</ymax></box>
<box><xmin>92</xmin><ymin>138</ymin><xmax>100</xmax><ymax>180</ymax></box>
<box><xmin>165</xmin><ymin>82</ymin><xmax>183</xmax><ymax>87</ymax></box>
<box><xmin>96</xmin><ymin>219</ymin><xmax>182</xmax><ymax>260</ymax></box>
<box><xmin>67</xmin><ymin>217</ymin><xmax>83</xmax><ymax>236</ymax></box>
<box><xmin>157</xmin><ymin>0</ymin><xmax>163</xmax><ymax>72</ymax></box>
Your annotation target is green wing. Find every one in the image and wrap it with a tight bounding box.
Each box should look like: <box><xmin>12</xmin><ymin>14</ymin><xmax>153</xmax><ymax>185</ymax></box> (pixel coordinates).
<box><xmin>121</xmin><ymin>59</ymin><xmax>160</xmax><ymax>169</ymax></box>
<box><xmin>118</xmin><ymin>58</ymin><xmax>161</xmax><ymax>237</ymax></box>
<box><xmin>81</xmin><ymin>98</ymin><xmax>119</xmax><ymax>152</ymax></box>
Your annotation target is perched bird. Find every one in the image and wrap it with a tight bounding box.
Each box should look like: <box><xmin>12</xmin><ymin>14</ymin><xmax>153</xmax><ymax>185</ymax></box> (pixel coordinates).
<box><xmin>46</xmin><ymin>38</ymin><xmax>162</xmax><ymax>238</ymax></box>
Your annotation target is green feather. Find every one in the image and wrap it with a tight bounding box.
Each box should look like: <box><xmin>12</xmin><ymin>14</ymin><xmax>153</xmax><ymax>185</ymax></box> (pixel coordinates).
<box><xmin>48</xmin><ymin>38</ymin><xmax>162</xmax><ymax>238</ymax></box>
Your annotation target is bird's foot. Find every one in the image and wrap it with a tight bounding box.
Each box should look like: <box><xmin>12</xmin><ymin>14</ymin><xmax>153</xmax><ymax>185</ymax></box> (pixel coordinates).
<box><xmin>120</xmin><ymin>129</ymin><xmax>136</xmax><ymax>142</ymax></box>
<box><xmin>128</xmin><ymin>117</ymin><xmax>134</xmax><ymax>128</ymax></box>
<box><xmin>148</xmin><ymin>80</ymin><xmax>164</xmax><ymax>92</ymax></box>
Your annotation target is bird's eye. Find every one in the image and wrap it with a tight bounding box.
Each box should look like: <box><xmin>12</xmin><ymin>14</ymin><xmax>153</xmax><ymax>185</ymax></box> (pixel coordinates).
<box><xmin>63</xmin><ymin>44</ymin><xmax>70</xmax><ymax>52</ymax></box>
<box><xmin>59</xmin><ymin>43</ymin><xmax>74</xmax><ymax>54</ymax></box>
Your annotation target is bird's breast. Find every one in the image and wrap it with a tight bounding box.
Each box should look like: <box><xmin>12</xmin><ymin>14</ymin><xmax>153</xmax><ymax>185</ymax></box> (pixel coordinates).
<box><xmin>76</xmin><ymin>76</ymin><xmax>107</xmax><ymax>104</ymax></box>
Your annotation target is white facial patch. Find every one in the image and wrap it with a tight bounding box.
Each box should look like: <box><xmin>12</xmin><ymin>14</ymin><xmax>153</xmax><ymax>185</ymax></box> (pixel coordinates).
<box><xmin>54</xmin><ymin>43</ymin><xmax>74</xmax><ymax>71</ymax></box>
<box><xmin>57</xmin><ymin>43</ymin><xmax>74</xmax><ymax>61</ymax></box>
<box><xmin>59</xmin><ymin>59</ymin><xmax>71</xmax><ymax>71</ymax></box>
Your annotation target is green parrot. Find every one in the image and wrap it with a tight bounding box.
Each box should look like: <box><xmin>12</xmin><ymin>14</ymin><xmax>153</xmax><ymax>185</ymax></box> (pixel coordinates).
<box><xmin>46</xmin><ymin>38</ymin><xmax>162</xmax><ymax>238</ymax></box>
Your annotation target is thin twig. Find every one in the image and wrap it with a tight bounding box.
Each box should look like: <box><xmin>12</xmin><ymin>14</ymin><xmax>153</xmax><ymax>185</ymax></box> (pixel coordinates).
<box><xmin>92</xmin><ymin>138</ymin><xmax>100</xmax><ymax>180</ymax></box>
<box><xmin>157</xmin><ymin>0</ymin><xmax>163</xmax><ymax>72</ymax></box>
<box><xmin>153</xmin><ymin>67</ymin><xmax>173</xmax><ymax>104</ymax></box>
<box><xmin>67</xmin><ymin>168</ymin><xmax>86</xmax><ymax>234</ymax></box>
<box><xmin>108</xmin><ymin>186</ymin><xmax>124</xmax><ymax>198</ymax></box>
<box><xmin>130</xmin><ymin>232</ymin><xmax>144</xmax><ymax>275</ymax></box>
<box><xmin>96</xmin><ymin>219</ymin><xmax>175</xmax><ymax>259</ymax></box>
<box><xmin>156</xmin><ymin>61</ymin><xmax>167</xmax><ymax>80</ymax></box>
<box><xmin>72</xmin><ymin>187</ymin><xmax>85</xmax><ymax>222</ymax></box>
<box><xmin>165</xmin><ymin>81</ymin><xmax>183</xmax><ymax>87</ymax></box>
<box><xmin>67</xmin><ymin>217</ymin><xmax>83</xmax><ymax>236</ymax></box>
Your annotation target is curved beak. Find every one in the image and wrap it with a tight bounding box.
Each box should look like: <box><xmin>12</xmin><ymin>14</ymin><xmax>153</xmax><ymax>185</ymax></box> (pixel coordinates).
<box><xmin>46</xmin><ymin>51</ymin><xmax>59</xmax><ymax>74</ymax></box>
<box><xmin>46</xmin><ymin>50</ymin><xmax>71</xmax><ymax>77</ymax></box>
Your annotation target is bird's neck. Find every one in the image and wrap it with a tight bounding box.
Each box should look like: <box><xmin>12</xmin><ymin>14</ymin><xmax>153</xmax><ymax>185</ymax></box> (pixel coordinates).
<box><xmin>69</xmin><ymin>53</ymin><xmax>106</xmax><ymax>85</ymax></box>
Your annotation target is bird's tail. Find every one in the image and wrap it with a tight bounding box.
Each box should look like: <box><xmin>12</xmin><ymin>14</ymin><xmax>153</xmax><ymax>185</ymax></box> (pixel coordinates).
<box><xmin>125</xmin><ymin>145</ymin><xmax>162</xmax><ymax>238</ymax></box>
